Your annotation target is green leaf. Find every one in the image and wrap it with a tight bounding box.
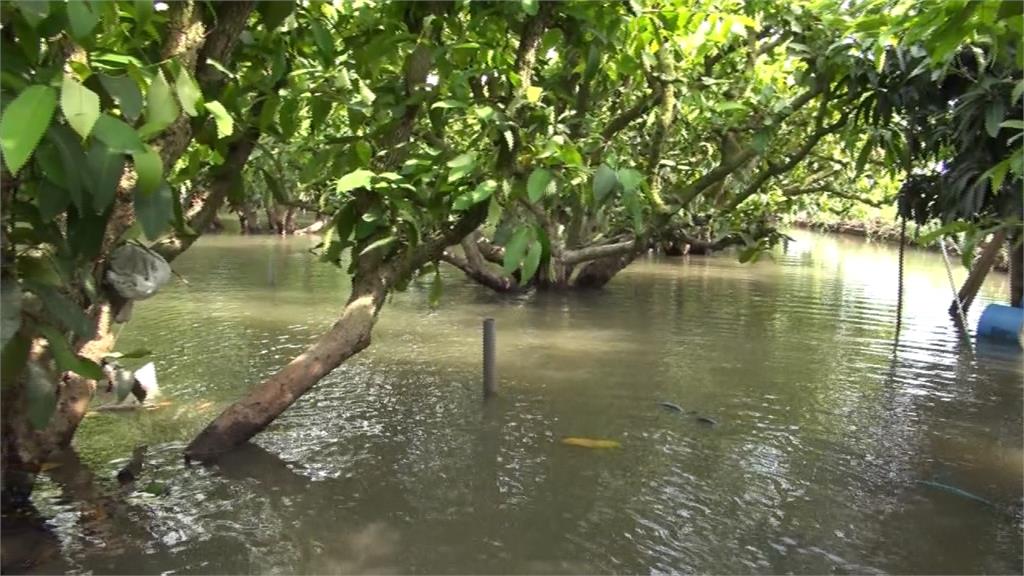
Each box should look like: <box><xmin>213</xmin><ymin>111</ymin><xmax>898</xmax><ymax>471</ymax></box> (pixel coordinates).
<box><xmin>1000</xmin><ymin>120</ymin><xmax>1024</xmax><ymax>130</ymax></box>
<box><xmin>30</xmin><ymin>283</ymin><xmax>96</xmax><ymax>339</ymax></box>
<box><xmin>0</xmin><ymin>85</ymin><xmax>58</xmax><ymax>175</ymax></box>
<box><xmin>134</xmin><ymin>183</ymin><xmax>174</xmax><ymax>240</ymax></box>
<box><xmin>525</xmin><ymin>85</ymin><xmax>543</xmax><ymax>103</ymax></box>
<box><xmin>174</xmin><ymin>66</ymin><xmax>202</xmax><ymax>117</ymax></box>
<box><xmin>985</xmin><ymin>99</ymin><xmax>1005</xmax><ymax>138</ymax></box>
<box><xmin>203</xmin><ymin>100</ymin><xmax>234</xmax><ymax>138</ymax></box>
<box><xmin>311</xmin><ymin>20</ymin><xmax>334</xmax><ymax>64</ymax></box>
<box><xmin>1012</xmin><ymin>80</ymin><xmax>1024</xmax><ymax>105</ymax></box>
<box><xmin>854</xmin><ymin>136</ymin><xmax>874</xmax><ymax>175</ymax></box>
<box><xmin>258</xmin><ymin>0</ymin><xmax>294</xmax><ymax>30</ymax></box>
<box><xmin>99</xmin><ymin>74</ymin><xmax>144</xmax><ymax>122</ymax></box>
<box><xmin>37</xmin><ymin>180</ymin><xmax>70</xmax><ymax>220</ymax></box>
<box><xmin>1</xmin><ymin>333</ymin><xmax>31</xmax><ymax>389</ymax></box>
<box><xmin>258</xmin><ymin>92</ymin><xmax>280</xmax><ymax>131</ymax></box>
<box><xmin>336</xmin><ymin>169</ymin><xmax>375</xmax><ymax>193</ymax></box>
<box><xmin>431</xmin><ymin>100</ymin><xmax>467</xmax><ymax>109</ymax></box>
<box><xmin>916</xmin><ymin>221</ymin><xmax>972</xmax><ymax>246</ymax></box>
<box><xmin>447</xmin><ymin>152</ymin><xmax>477</xmax><ymax>182</ymax></box>
<box><xmin>453</xmin><ymin>179</ymin><xmax>497</xmax><ymax>210</ymax></box>
<box><xmin>527</xmin><ymin>168</ymin><xmax>553</xmax><ymax>203</ymax></box>
<box><xmin>309</xmin><ymin>99</ymin><xmax>332</xmax><ymax>133</ymax></box>
<box><xmin>132</xmin><ymin>145</ymin><xmax>162</xmax><ymax>196</ymax></box>
<box><xmin>617</xmin><ymin>168</ymin><xmax>644</xmax><ymax>193</ymax></box>
<box><xmin>139</xmin><ymin>70</ymin><xmax>179</xmax><ymax>138</ymax></box>
<box><xmin>15</xmin><ymin>1</ymin><xmax>50</xmax><ymax>27</ymax></box>
<box><xmin>354</xmin><ymin>141</ymin><xmax>372</xmax><ymax>166</ymax></box>
<box><xmin>87</xmin><ymin>141</ymin><xmax>125</xmax><ymax>213</ymax></box>
<box><xmin>39</xmin><ymin>324</ymin><xmax>103</xmax><ymax>380</ymax></box>
<box><xmin>66</xmin><ymin>0</ymin><xmax>99</xmax><ymax>40</ymax></box>
<box><xmin>429</xmin><ymin>268</ymin><xmax>442</xmax><ymax>308</ymax></box>
<box><xmin>520</xmin><ymin>240</ymin><xmax>542</xmax><ymax>284</ymax></box>
<box><xmin>503</xmin><ymin>226</ymin><xmax>531</xmax><ymax>274</ymax></box>
<box><xmin>60</xmin><ymin>75</ymin><xmax>101</xmax><ymax>140</ymax></box>
<box><xmin>592</xmin><ymin>164</ymin><xmax>618</xmax><ymax>204</ymax></box>
<box><xmin>91</xmin><ymin>114</ymin><xmax>146</xmax><ymax>153</ymax></box>
<box><xmin>521</xmin><ymin>0</ymin><xmax>539</xmax><ymax>15</ymax></box>
<box><xmin>359</xmin><ymin>235</ymin><xmax>397</xmax><ymax>257</ymax></box>
<box><xmin>1</xmin><ymin>279</ymin><xmax>21</xmax><ymax>349</ymax></box>
<box><xmin>44</xmin><ymin>126</ymin><xmax>86</xmax><ymax>209</ymax></box>
<box><xmin>24</xmin><ymin>361</ymin><xmax>56</xmax><ymax>429</ymax></box>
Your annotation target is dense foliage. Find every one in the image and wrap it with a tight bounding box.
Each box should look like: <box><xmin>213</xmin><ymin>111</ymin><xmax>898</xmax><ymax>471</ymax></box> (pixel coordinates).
<box><xmin>1</xmin><ymin>0</ymin><xmax>1020</xmax><ymax>490</ymax></box>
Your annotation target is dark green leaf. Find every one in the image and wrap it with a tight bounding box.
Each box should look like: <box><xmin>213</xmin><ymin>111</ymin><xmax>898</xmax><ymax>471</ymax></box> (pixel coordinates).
<box><xmin>503</xmin><ymin>226</ymin><xmax>531</xmax><ymax>274</ymax></box>
<box><xmin>87</xmin><ymin>140</ymin><xmax>125</xmax><ymax>213</ymax></box>
<box><xmin>36</xmin><ymin>180</ymin><xmax>70</xmax><ymax>220</ymax></box>
<box><xmin>60</xmin><ymin>75</ymin><xmax>100</xmax><ymax>139</ymax></box>
<box><xmin>29</xmin><ymin>283</ymin><xmax>95</xmax><ymax>339</ymax></box>
<box><xmin>46</xmin><ymin>126</ymin><xmax>87</xmax><ymax>210</ymax></box>
<box><xmin>617</xmin><ymin>168</ymin><xmax>644</xmax><ymax>193</ymax></box>
<box><xmin>67</xmin><ymin>209</ymin><xmax>107</xmax><ymax>261</ymax></box>
<box><xmin>132</xmin><ymin>145</ymin><xmax>162</xmax><ymax>196</ymax></box>
<box><xmin>521</xmin><ymin>0</ymin><xmax>538</xmax><ymax>15</ymax></box>
<box><xmin>527</xmin><ymin>168</ymin><xmax>553</xmax><ymax>203</ymax></box>
<box><xmin>854</xmin><ymin>135</ymin><xmax>874</xmax><ymax>175</ymax></box>
<box><xmin>310</xmin><ymin>20</ymin><xmax>334</xmax><ymax>64</ymax></box>
<box><xmin>92</xmin><ymin>114</ymin><xmax>146</xmax><ymax>153</ymax></box>
<box><xmin>66</xmin><ymin>0</ymin><xmax>99</xmax><ymax>40</ymax></box>
<box><xmin>592</xmin><ymin>164</ymin><xmax>618</xmax><ymax>204</ymax></box>
<box><xmin>310</xmin><ymin>99</ymin><xmax>332</xmax><ymax>133</ymax></box>
<box><xmin>99</xmin><ymin>74</ymin><xmax>144</xmax><ymax>122</ymax></box>
<box><xmin>985</xmin><ymin>99</ymin><xmax>1005</xmax><ymax>137</ymax></box>
<box><xmin>104</xmin><ymin>348</ymin><xmax>152</xmax><ymax>360</ymax></box>
<box><xmin>453</xmin><ymin>179</ymin><xmax>497</xmax><ymax>210</ymax></box>
<box><xmin>258</xmin><ymin>0</ymin><xmax>293</xmax><ymax>30</ymax></box>
<box><xmin>134</xmin><ymin>183</ymin><xmax>174</xmax><ymax>240</ymax></box>
<box><xmin>16</xmin><ymin>1</ymin><xmax>49</xmax><ymax>27</ymax></box>
<box><xmin>520</xmin><ymin>240</ymin><xmax>542</xmax><ymax>284</ymax></box>
<box><xmin>0</xmin><ymin>85</ymin><xmax>58</xmax><ymax>175</ymax></box>
<box><xmin>1</xmin><ymin>333</ymin><xmax>31</xmax><ymax>389</ymax></box>
<box><xmin>24</xmin><ymin>361</ymin><xmax>56</xmax><ymax>429</ymax></box>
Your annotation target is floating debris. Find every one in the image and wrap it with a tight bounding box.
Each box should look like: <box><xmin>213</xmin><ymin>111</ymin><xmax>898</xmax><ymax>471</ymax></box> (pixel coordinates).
<box><xmin>658</xmin><ymin>401</ymin><xmax>684</xmax><ymax>413</ymax></box>
<box><xmin>916</xmin><ymin>480</ymin><xmax>993</xmax><ymax>507</ymax></box>
<box><xmin>695</xmin><ymin>416</ymin><xmax>719</xmax><ymax>426</ymax></box>
<box><xmin>561</xmin><ymin>437</ymin><xmax>621</xmax><ymax>449</ymax></box>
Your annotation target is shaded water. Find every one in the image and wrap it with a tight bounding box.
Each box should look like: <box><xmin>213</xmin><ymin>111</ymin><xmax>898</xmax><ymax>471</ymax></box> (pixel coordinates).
<box><xmin>10</xmin><ymin>231</ymin><xmax>1023</xmax><ymax>574</ymax></box>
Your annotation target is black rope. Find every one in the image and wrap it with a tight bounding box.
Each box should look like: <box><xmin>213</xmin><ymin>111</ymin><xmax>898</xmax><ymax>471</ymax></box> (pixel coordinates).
<box><xmin>895</xmin><ymin>215</ymin><xmax>906</xmax><ymax>340</ymax></box>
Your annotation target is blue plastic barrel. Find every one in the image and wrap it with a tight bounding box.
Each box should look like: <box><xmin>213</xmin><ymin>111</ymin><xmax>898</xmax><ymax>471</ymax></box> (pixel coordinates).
<box><xmin>976</xmin><ymin>304</ymin><xmax>1024</xmax><ymax>347</ymax></box>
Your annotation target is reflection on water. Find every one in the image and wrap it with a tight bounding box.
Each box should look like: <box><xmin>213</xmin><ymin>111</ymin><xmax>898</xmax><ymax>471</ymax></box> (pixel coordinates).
<box><xmin>9</xmin><ymin>230</ymin><xmax>1022</xmax><ymax>574</ymax></box>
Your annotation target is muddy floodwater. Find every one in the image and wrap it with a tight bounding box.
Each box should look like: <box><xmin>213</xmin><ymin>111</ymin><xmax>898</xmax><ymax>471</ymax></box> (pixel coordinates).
<box><xmin>7</xmin><ymin>230</ymin><xmax>1022</xmax><ymax>574</ymax></box>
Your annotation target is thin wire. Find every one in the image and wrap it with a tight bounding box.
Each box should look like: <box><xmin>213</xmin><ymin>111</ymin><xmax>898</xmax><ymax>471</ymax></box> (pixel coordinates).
<box><xmin>939</xmin><ymin>238</ymin><xmax>970</xmax><ymax>338</ymax></box>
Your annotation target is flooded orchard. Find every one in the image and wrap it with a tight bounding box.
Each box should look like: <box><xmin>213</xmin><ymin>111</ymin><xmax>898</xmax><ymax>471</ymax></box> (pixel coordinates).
<box><xmin>7</xmin><ymin>230</ymin><xmax>1021</xmax><ymax>574</ymax></box>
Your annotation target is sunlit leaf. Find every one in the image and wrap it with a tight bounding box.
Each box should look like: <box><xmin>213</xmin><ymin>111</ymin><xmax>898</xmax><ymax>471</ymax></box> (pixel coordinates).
<box><xmin>60</xmin><ymin>75</ymin><xmax>100</xmax><ymax>140</ymax></box>
<box><xmin>0</xmin><ymin>85</ymin><xmax>57</xmax><ymax>175</ymax></box>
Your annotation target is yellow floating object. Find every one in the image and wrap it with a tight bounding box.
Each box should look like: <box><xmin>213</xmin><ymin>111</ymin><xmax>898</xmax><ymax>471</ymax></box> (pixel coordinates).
<box><xmin>561</xmin><ymin>437</ymin><xmax>621</xmax><ymax>449</ymax></box>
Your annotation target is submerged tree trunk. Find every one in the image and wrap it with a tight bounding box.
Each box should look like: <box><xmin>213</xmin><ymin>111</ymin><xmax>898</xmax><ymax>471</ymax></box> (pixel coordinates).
<box><xmin>949</xmin><ymin>230</ymin><xmax>1007</xmax><ymax>317</ymax></box>
<box><xmin>186</xmin><ymin>275</ymin><xmax>386</xmax><ymax>462</ymax></box>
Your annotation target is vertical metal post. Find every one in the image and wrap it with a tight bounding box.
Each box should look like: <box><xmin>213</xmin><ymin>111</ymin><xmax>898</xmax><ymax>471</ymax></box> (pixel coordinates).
<box><xmin>483</xmin><ymin>318</ymin><xmax>496</xmax><ymax>399</ymax></box>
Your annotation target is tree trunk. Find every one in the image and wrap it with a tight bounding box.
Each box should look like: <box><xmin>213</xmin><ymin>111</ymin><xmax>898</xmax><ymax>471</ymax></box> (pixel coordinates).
<box><xmin>284</xmin><ymin>207</ymin><xmax>296</xmax><ymax>235</ymax></box>
<box><xmin>186</xmin><ymin>267</ymin><xmax>386</xmax><ymax>461</ymax></box>
<box><xmin>949</xmin><ymin>230</ymin><xmax>1007</xmax><ymax>317</ymax></box>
